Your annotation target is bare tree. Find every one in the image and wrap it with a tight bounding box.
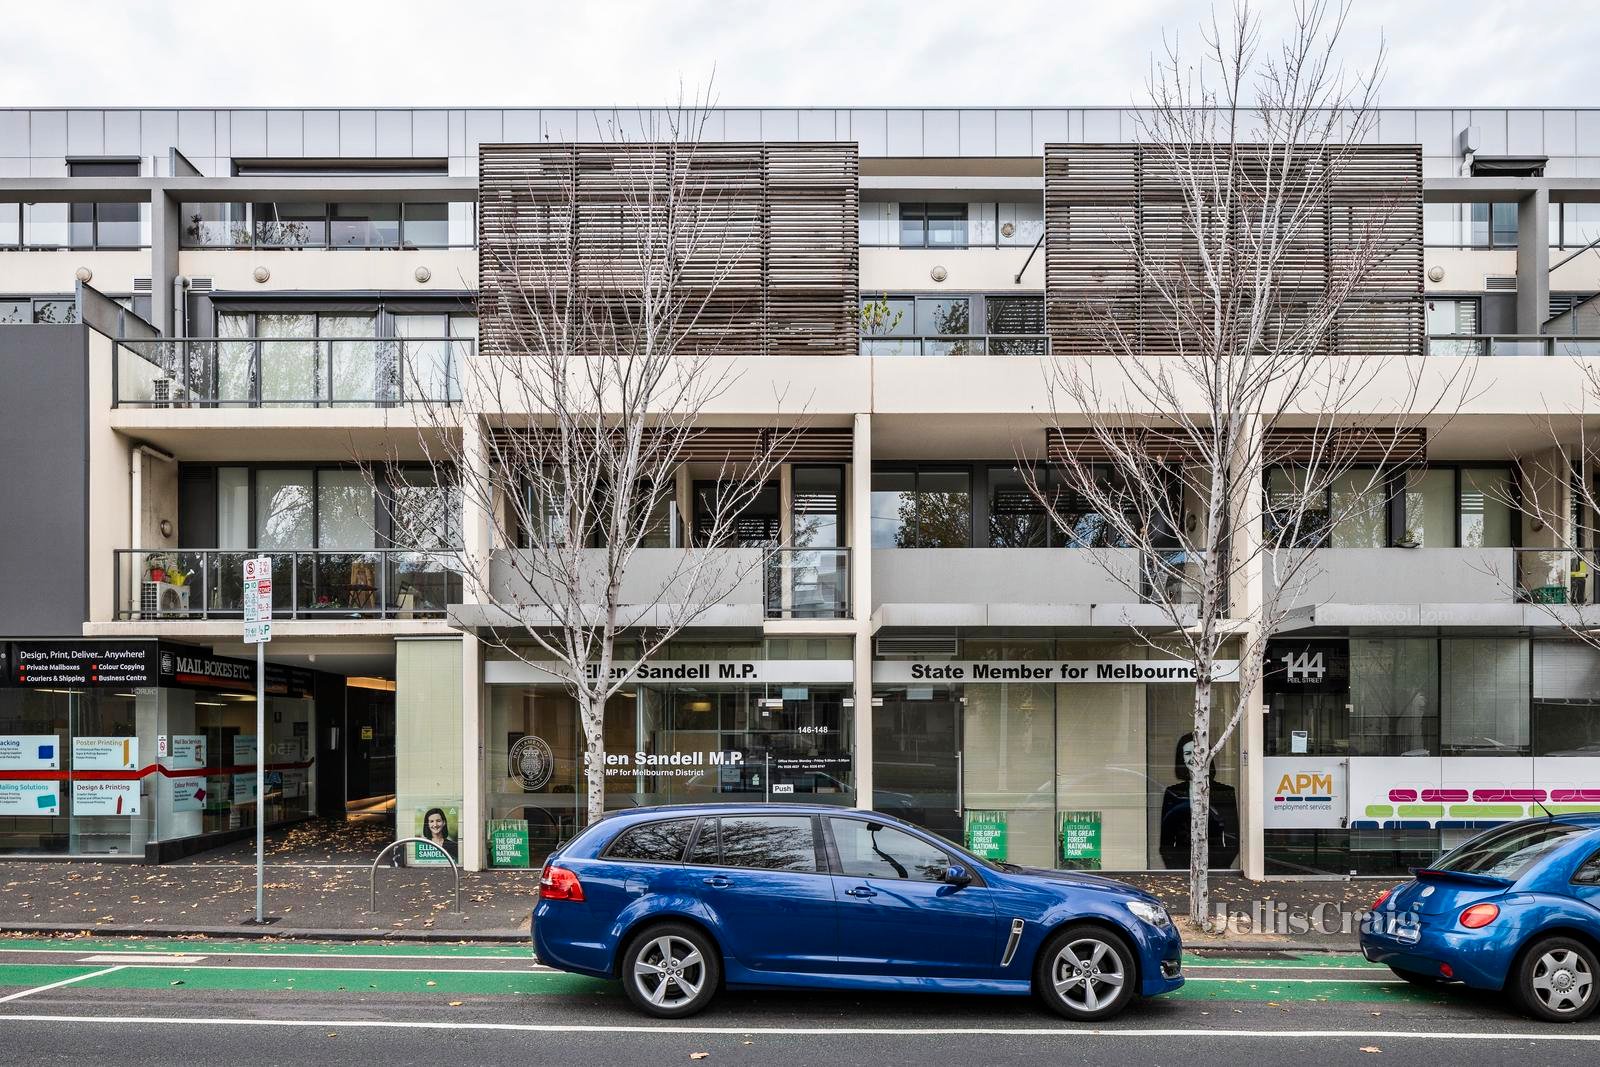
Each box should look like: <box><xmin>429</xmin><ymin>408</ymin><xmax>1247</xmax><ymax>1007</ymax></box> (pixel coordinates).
<box><xmin>388</xmin><ymin>99</ymin><xmax>806</xmax><ymax>826</ymax></box>
<box><xmin>1029</xmin><ymin>1</ymin><xmax>1462</xmax><ymax>926</ymax></box>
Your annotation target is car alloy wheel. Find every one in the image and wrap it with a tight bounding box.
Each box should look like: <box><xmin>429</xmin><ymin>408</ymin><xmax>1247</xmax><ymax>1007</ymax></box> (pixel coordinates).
<box><xmin>622</xmin><ymin>923</ymin><xmax>721</xmax><ymax>1018</ymax></box>
<box><xmin>1516</xmin><ymin>940</ymin><xmax>1593</xmax><ymax>1023</ymax></box>
<box><xmin>1037</xmin><ymin>925</ymin><xmax>1136</xmax><ymax>1021</ymax></box>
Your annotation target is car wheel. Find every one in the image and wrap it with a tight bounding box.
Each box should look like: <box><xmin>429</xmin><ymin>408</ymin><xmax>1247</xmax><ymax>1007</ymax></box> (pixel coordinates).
<box><xmin>1035</xmin><ymin>924</ymin><xmax>1137</xmax><ymax>1022</ymax></box>
<box><xmin>1389</xmin><ymin>965</ymin><xmax>1444</xmax><ymax>986</ymax></box>
<box><xmin>1512</xmin><ymin>936</ymin><xmax>1599</xmax><ymax>1022</ymax></box>
<box><xmin>621</xmin><ymin>922</ymin><xmax>721</xmax><ymax>1019</ymax></box>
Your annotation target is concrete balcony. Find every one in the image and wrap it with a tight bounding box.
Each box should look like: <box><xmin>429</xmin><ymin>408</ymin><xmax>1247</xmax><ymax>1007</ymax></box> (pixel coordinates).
<box><xmin>1266</xmin><ymin>548</ymin><xmax>1592</xmax><ymax>627</ymax></box>
<box><xmin>871</xmin><ymin>548</ymin><xmax>1192</xmax><ymax>627</ymax></box>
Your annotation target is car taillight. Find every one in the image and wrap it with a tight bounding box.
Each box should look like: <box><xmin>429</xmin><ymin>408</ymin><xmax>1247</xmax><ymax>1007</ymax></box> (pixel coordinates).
<box><xmin>540</xmin><ymin>864</ymin><xmax>585</xmax><ymax>902</ymax></box>
<box><xmin>1459</xmin><ymin>903</ymin><xmax>1499</xmax><ymax>929</ymax></box>
<box><xmin>1371</xmin><ymin>886</ymin><xmax>1397</xmax><ymax>910</ymax></box>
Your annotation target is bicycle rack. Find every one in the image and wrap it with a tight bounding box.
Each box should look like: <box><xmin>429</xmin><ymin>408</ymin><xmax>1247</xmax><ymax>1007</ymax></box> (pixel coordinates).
<box><xmin>370</xmin><ymin>837</ymin><xmax>463</xmax><ymax>915</ymax></box>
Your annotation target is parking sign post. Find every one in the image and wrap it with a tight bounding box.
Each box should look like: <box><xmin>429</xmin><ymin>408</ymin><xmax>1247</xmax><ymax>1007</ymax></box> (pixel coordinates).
<box><xmin>242</xmin><ymin>556</ymin><xmax>272</xmax><ymax>924</ymax></box>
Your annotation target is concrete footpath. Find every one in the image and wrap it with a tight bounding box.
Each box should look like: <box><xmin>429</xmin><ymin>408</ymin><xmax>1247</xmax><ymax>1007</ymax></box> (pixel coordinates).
<box><xmin>0</xmin><ymin>819</ymin><xmax>1382</xmax><ymax>946</ymax></box>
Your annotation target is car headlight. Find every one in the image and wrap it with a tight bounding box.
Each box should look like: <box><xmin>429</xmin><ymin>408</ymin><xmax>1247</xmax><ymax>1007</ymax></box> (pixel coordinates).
<box><xmin>1126</xmin><ymin>900</ymin><xmax>1171</xmax><ymax>928</ymax></box>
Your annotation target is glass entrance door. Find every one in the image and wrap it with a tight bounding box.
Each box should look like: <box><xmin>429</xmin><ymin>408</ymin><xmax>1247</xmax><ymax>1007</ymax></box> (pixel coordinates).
<box><xmin>871</xmin><ymin>687</ymin><xmax>962</xmax><ymax>841</ymax></box>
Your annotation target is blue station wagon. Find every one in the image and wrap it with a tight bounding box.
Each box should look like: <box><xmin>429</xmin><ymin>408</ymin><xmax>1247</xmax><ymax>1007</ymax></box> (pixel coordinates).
<box><xmin>533</xmin><ymin>803</ymin><xmax>1183</xmax><ymax>1019</ymax></box>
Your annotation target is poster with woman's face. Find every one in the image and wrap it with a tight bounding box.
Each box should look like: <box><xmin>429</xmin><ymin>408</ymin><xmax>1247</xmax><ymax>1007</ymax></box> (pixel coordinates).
<box><xmin>411</xmin><ymin>803</ymin><xmax>461</xmax><ymax>865</ymax></box>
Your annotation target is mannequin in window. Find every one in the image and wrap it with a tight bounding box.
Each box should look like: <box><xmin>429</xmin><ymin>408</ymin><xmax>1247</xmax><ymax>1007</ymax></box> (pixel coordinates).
<box><xmin>1158</xmin><ymin>732</ymin><xmax>1240</xmax><ymax>869</ymax></box>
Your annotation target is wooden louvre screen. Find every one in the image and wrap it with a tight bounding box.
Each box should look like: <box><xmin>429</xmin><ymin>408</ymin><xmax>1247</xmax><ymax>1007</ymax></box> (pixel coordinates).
<box><xmin>488</xmin><ymin>426</ymin><xmax>852</xmax><ymax>464</ymax></box>
<box><xmin>1043</xmin><ymin>143</ymin><xmax>1424</xmax><ymax>359</ymax></box>
<box><xmin>1263</xmin><ymin>427</ymin><xmax>1427</xmax><ymax>466</ymax></box>
<box><xmin>1046</xmin><ymin>426</ymin><xmax>1204</xmax><ymax>463</ymax></box>
<box><xmin>479</xmin><ymin>142</ymin><xmax>859</xmax><ymax>359</ymax></box>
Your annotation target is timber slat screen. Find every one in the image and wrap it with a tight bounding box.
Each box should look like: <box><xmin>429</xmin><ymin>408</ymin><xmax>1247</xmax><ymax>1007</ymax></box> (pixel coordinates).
<box><xmin>479</xmin><ymin>142</ymin><xmax>859</xmax><ymax>357</ymax></box>
<box><xmin>1043</xmin><ymin>143</ymin><xmax>1424</xmax><ymax>359</ymax></box>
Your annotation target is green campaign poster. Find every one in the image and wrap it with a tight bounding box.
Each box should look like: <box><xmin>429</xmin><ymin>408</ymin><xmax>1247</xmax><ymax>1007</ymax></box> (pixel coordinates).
<box><xmin>964</xmin><ymin>810</ymin><xmax>1008</xmax><ymax>861</ymax></box>
<box><xmin>488</xmin><ymin>818</ymin><xmax>531</xmax><ymax>868</ymax></box>
<box><xmin>1060</xmin><ymin>810</ymin><xmax>1102</xmax><ymax>870</ymax></box>
<box><xmin>411</xmin><ymin>803</ymin><xmax>461</xmax><ymax>865</ymax></box>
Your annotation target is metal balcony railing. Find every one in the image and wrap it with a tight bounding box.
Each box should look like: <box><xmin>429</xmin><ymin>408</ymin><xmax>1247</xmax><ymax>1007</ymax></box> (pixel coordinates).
<box><xmin>115</xmin><ymin>549</ymin><xmax>463</xmax><ymax>621</ymax></box>
<box><xmin>860</xmin><ymin>335</ymin><xmax>1049</xmax><ymax>356</ymax></box>
<box><xmin>1515</xmin><ymin>548</ymin><xmax>1595</xmax><ymax>606</ymax></box>
<box><xmin>1428</xmin><ymin>334</ymin><xmax>1600</xmax><ymax>358</ymax></box>
<box><xmin>113</xmin><ymin>336</ymin><xmax>470</xmax><ymax>407</ymax></box>
<box><xmin>766</xmin><ymin>548</ymin><xmax>851</xmax><ymax>619</ymax></box>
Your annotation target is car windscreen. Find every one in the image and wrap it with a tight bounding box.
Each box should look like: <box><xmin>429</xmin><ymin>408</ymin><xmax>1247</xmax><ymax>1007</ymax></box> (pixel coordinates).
<box><xmin>1431</xmin><ymin>821</ymin><xmax>1583</xmax><ymax>881</ymax></box>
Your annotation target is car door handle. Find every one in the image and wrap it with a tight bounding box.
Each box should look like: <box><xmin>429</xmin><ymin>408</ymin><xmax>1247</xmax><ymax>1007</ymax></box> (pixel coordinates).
<box><xmin>845</xmin><ymin>886</ymin><xmax>878</xmax><ymax>898</ymax></box>
<box><xmin>703</xmin><ymin>875</ymin><xmax>733</xmax><ymax>888</ymax></box>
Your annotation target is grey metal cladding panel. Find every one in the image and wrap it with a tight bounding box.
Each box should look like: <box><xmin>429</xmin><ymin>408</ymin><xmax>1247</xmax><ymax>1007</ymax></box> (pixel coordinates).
<box><xmin>376</xmin><ymin>109</ymin><xmax>413</xmax><ymax>154</ymax></box>
<box><xmin>0</xmin><ymin>111</ymin><xmax>27</xmax><ymax>155</ymax></box>
<box><xmin>539</xmin><ymin>110</ymin><xmax>577</xmax><ymax>142</ymax></box>
<box><xmin>1545</xmin><ymin>111</ymin><xmax>1577</xmax><ymax>156</ymax></box>
<box><xmin>104</xmin><ymin>110</ymin><xmax>140</xmax><ymax>156</ymax></box>
<box><xmin>959</xmin><ymin>109</ymin><xmax>995</xmax><ymax>156</ymax></box>
<box><xmin>340</xmin><ymin>110</ymin><xmax>377</xmax><ymax>156</ymax></box>
<box><xmin>266</xmin><ymin>110</ymin><xmax>302</xmax><ymax>155</ymax></box>
<box><xmin>1378</xmin><ymin>109</ymin><xmax>1416</xmax><ymax>145</ymax></box>
<box><xmin>995</xmin><ymin>110</ymin><xmax>1031</xmax><ymax>155</ymax></box>
<box><xmin>1578</xmin><ymin>112</ymin><xmax>1600</xmax><ymax>154</ymax></box>
<box><xmin>447</xmin><ymin>109</ymin><xmax>466</xmax><ymax>156</ymax></box>
<box><xmin>1414</xmin><ymin>110</ymin><xmax>1454</xmax><ymax>155</ymax></box>
<box><xmin>1082</xmin><ymin>109</ymin><xmax>1120</xmax><ymax>141</ymax></box>
<box><xmin>230</xmin><ymin>110</ymin><xmax>267</xmax><ymax>157</ymax></box>
<box><xmin>31</xmin><ymin>110</ymin><xmax>67</xmax><ymax>155</ymax></box>
<box><xmin>501</xmin><ymin>109</ymin><xmax>540</xmax><ymax>142</ymax></box>
<box><xmin>924</xmin><ymin>110</ymin><xmax>958</xmax><ymax>155</ymax></box>
<box><xmin>1470</xmin><ymin>109</ymin><xmax>1508</xmax><ymax>154</ymax></box>
<box><xmin>303</xmin><ymin>110</ymin><xmax>339</xmax><ymax>155</ymax></box>
<box><xmin>886</xmin><ymin>110</ymin><xmax>921</xmax><ymax>155</ymax></box>
<box><xmin>0</xmin><ymin>326</ymin><xmax>88</xmax><ymax>636</ymax></box>
<box><xmin>178</xmin><ymin>110</ymin><xmax>215</xmax><ymax>158</ymax></box>
<box><xmin>66</xmin><ymin>111</ymin><xmax>104</xmax><ymax>155</ymax></box>
<box><xmin>724</xmin><ymin>110</ymin><xmax>761</xmax><ymax>140</ymax></box>
<box><xmin>1031</xmin><ymin>110</ymin><xmax>1071</xmax><ymax>154</ymax></box>
<box><xmin>797</xmin><ymin>109</ymin><xmax>836</xmax><ymax>140</ymax></box>
<box><xmin>465</xmin><ymin>109</ymin><xmax>502</xmax><ymax>151</ymax></box>
<box><xmin>412</xmin><ymin>110</ymin><xmax>448</xmax><ymax>155</ymax></box>
<box><xmin>140</xmin><ymin>110</ymin><xmax>176</xmax><ymax>157</ymax></box>
<box><xmin>213</xmin><ymin>111</ymin><xmax>230</xmax><ymax>161</ymax></box>
<box><xmin>1508</xmin><ymin>110</ymin><xmax>1544</xmax><ymax>156</ymax></box>
<box><xmin>761</xmin><ymin>110</ymin><xmax>800</xmax><ymax>140</ymax></box>
<box><xmin>852</xmin><ymin>110</ymin><xmax>887</xmax><ymax>156</ymax></box>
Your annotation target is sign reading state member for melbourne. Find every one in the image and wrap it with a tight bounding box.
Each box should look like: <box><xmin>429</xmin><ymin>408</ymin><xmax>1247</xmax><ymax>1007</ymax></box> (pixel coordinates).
<box><xmin>872</xmin><ymin>660</ymin><xmax>1241</xmax><ymax>684</ymax></box>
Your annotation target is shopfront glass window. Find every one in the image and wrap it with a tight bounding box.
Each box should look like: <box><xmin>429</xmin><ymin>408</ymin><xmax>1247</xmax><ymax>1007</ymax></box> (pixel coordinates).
<box><xmin>1460</xmin><ymin>468</ymin><xmax>1514</xmax><ymax>548</ymax></box>
<box><xmin>1403</xmin><ymin>468</ymin><xmax>1454</xmax><ymax>546</ymax></box>
<box><xmin>1441</xmin><ymin>638</ymin><xmax>1530</xmax><ymax>755</ymax></box>
<box><xmin>1147</xmin><ymin>686</ymin><xmax>1241</xmax><ymax>870</ymax></box>
<box><xmin>963</xmin><ymin>682</ymin><xmax>1055</xmax><ymax>868</ymax></box>
<box><xmin>1350</xmin><ymin>638</ymin><xmax>1439</xmax><ymax>755</ymax></box>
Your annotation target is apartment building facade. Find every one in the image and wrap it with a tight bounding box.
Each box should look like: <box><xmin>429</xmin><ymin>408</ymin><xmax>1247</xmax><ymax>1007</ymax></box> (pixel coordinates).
<box><xmin>2</xmin><ymin>106</ymin><xmax>1599</xmax><ymax>877</ymax></box>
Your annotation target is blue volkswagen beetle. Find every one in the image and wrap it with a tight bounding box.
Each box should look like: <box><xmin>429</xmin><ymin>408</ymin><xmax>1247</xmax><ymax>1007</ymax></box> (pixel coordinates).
<box><xmin>1362</xmin><ymin>814</ymin><xmax>1600</xmax><ymax>1021</ymax></box>
<box><xmin>533</xmin><ymin>803</ymin><xmax>1183</xmax><ymax>1019</ymax></box>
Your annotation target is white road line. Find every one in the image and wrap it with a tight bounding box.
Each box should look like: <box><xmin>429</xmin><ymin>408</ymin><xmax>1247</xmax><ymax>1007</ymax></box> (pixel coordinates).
<box><xmin>0</xmin><ymin>966</ymin><xmax>125</xmax><ymax>1004</ymax></box>
<box><xmin>78</xmin><ymin>955</ymin><xmax>209</xmax><ymax>965</ymax></box>
<box><xmin>0</xmin><ymin>1015</ymin><xmax>1595</xmax><ymax>1041</ymax></box>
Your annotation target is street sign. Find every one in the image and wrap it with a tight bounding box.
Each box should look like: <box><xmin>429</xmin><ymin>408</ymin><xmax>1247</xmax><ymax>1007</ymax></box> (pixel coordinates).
<box><xmin>242</xmin><ymin>557</ymin><xmax>272</xmax><ymax>645</ymax></box>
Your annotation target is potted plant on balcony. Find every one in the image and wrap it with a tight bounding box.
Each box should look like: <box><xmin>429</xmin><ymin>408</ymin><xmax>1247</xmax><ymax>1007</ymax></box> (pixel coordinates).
<box><xmin>146</xmin><ymin>552</ymin><xmax>178</xmax><ymax>584</ymax></box>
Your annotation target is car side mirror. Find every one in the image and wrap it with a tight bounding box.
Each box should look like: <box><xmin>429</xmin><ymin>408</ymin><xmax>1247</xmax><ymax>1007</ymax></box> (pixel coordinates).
<box><xmin>943</xmin><ymin>864</ymin><xmax>971</xmax><ymax>887</ymax></box>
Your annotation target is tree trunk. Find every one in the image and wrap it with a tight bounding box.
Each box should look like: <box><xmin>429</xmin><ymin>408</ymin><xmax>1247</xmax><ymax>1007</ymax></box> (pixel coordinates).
<box><xmin>580</xmin><ymin>688</ymin><xmax>606</xmax><ymax>827</ymax></box>
<box><xmin>1189</xmin><ymin>677</ymin><xmax>1213</xmax><ymax>927</ymax></box>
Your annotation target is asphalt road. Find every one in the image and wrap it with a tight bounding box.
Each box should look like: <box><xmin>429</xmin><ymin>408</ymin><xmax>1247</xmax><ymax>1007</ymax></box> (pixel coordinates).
<box><xmin>0</xmin><ymin>937</ymin><xmax>1596</xmax><ymax>1066</ymax></box>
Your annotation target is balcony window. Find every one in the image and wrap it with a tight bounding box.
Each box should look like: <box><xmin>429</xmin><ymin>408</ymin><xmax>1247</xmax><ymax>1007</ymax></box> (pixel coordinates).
<box><xmin>255</xmin><ymin>469</ymin><xmax>316</xmax><ymax>549</ymax></box>
<box><xmin>872</xmin><ymin>468</ymin><xmax>970</xmax><ymax>548</ymax></box>
<box><xmin>0</xmin><ymin>299</ymin><xmax>29</xmax><ymax>323</ymax></box>
<box><xmin>253</xmin><ymin>202</ymin><xmax>327</xmax><ymax>247</ymax></box>
<box><xmin>1460</xmin><ymin>468</ymin><xmax>1514</xmax><ymax>548</ymax></box>
<box><xmin>1424</xmin><ymin>202</ymin><xmax>1518</xmax><ymax>248</ymax></box>
<box><xmin>330</xmin><ymin>202</ymin><xmax>401</xmax><ymax>248</ymax></box>
<box><xmin>860</xmin><ymin>201</ymin><xmax>895</xmax><ymax>246</ymax></box>
<box><xmin>1266</xmin><ymin>468</ymin><xmax>1330</xmax><ymax>547</ymax></box>
<box><xmin>401</xmin><ymin>203</ymin><xmax>449</xmax><ymax>248</ymax></box>
<box><xmin>388</xmin><ymin>467</ymin><xmax>463</xmax><ymax>550</ymax></box>
<box><xmin>22</xmin><ymin>203</ymin><xmax>70</xmax><ymax>247</ymax></box>
<box><xmin>1402</xmin><ymin>468</ymin><xmax>1454</xmax><ymax>547</ymax></box>
<box><xmin>31</xmin><ymin>299</ymin><xmax>76</xmax><ymax>324</ymax></box>
<box><xmin>988</xmin><ymin>466</ymin><xmax>1048</xmax><ymax>548</ymax></box>
<box><xmin>986</xmin><ymin>296</ymin><xmax>1047</xmax><ymax>354</ymax></box>
<box><xmin>1329</xmin><ymin>471</ymin><xmax>1387</xmax><ymax>548</ymax></box>
<box><xmin>0</xmin><ymin>203</ymin><xmax>17</xmax><ymax>246</ymax></box>
<box><xmin>181</xmin><ymin>202</ymin><xmax>249</xmax><ymax>247</ymax></box>
<box><xmin>1557</xmin><ymin>203</ymin><xmax>1600</xmax><ymax>250</ymax></box>
<box><xmin>899</xmin><ymin>203</ymin><xmax>968</xmax><ymax>249</ymax></box>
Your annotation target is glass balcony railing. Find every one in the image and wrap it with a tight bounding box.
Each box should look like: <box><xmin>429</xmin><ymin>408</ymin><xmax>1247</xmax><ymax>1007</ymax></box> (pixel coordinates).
<box><xmin>766</xmin><ymin>548</ymin><xmax>851</xmax><ymax>619</ymax></box>
<box><xmin>1515</xmin><ymin>548</ymin><xmax>1594</xmax><ymax>606</ymax></box>
<box><xmin>860</xmin><ymin>335</ymin><xmax>1049</xmax><ymax>356</ymax></box>
<box><xmin>115</xmin><ymin>549</ymin><xmax>462</xmax><ymax>620</ymax></box>
<box><xmin>113</xmin><ymin>336</ymin><xmax>470</xmax><ymax>407</ymax></box>
<box><xmin>1428</xmin><ymin>334</ymin><xmax>1600</xmax><ymax>357</ymax></box>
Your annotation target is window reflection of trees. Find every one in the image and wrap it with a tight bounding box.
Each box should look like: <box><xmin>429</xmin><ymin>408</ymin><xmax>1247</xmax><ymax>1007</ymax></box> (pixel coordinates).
<box><xmin>714</xmin><ymin>816</ymin><xmax>816</xmax><ymax>872</ymax></box>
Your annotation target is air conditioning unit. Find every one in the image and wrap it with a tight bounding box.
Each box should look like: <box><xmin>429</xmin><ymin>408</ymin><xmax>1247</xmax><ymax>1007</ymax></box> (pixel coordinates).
<box><xmin>141</xmin><ymin>581</ymin><xmax>191</xmax><ymax>618</ymax></box>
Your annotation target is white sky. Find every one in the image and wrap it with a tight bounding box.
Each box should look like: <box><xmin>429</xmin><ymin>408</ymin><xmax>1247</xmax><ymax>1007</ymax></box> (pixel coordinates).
<box><xmin>2</xmin><ymin>0</ymin><xmax>1593</xmax><ymax>109</ymax></box>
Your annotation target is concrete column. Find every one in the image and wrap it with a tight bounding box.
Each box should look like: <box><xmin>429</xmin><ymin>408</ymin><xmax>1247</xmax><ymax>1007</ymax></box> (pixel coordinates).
<box><xmin>1233</xmin><ymin>417</ymin><xmax>1267</xmax><ymax>881</ymax></box>
<box><xmin>1517</xmin><ymin>188</ymin><xmax>1551</xmax><ymax>334</ymax></box>
<box><xmin>149</xmin><ymin>188</ymin><xmax>180</xmax><ymax>336</ymax></box>
<box><xmin>850</xmin><ymin>412</ymin><xmax>874</xmax><ymax>808</ymax></box>
<box><xmin>460</xmin><ymin>631</ymin><xmax>484</xmax><ymax>871</ymax></box>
